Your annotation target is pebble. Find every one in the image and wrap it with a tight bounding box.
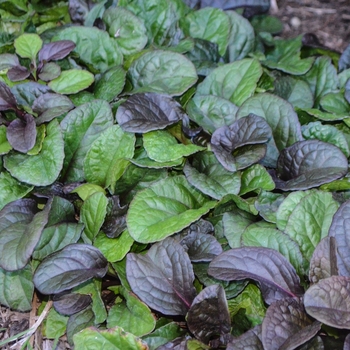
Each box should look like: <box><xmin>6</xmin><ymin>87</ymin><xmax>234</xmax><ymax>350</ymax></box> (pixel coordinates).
<box><xmin>290</xmin><ymin>17</ymin><xmax>302</xmax><ymax>29</ymax></box>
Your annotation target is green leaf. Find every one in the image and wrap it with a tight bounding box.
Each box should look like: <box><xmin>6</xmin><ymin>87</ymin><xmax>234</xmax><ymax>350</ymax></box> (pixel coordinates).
<box><xmin>301</xmin><ymin>56</ymin><xmax>338</xmax><ymax>108</ymax></box>
<box><xmin>84</xmin><ymin>125</ymin><xmax>135</xmax><ymax>191</ymax></box>
<box><xmin>48</xmin><ymin>69</ymin><xmax>94</xmax><ymax>94</ymax></box>
<box><xmin>182</xmin><ymin>7</ymin><xmax>230</xmax><ymax>56</ymax></box>
<box><xmin>196</xmin><ymin>58</ymin><xmax>262</xmax><ymax>106</ymax></box>
<box><xmin>254</xmin><ymin>191</ymin><xmax>285</xmax><ymax>224</ymax></box>
<box><xmin>107</xmin><ymin>286</ymin><xmax>156</xmax><ymax>336</ymax></box>
<box><xmin>302</xmin><ymin>121</ymin><xmax>350</xmax><ymax>157</ymax></box>
<box><xmin>14</xmin><ymin>33</ymin><xmax>42</xmax><ymax>60</ymax></box>
<box><xmin>72</xmin><ymin>184</ymin><xmax>106</xmax><ymax>201</ymax></box>
<box><xmin>44</xmin><ymin>308</ymin><xmax>68</xmax><ymax>339</ymax></box>
<box><xmin>242</xmin><ymin>221</ymin><xmax>304</xmax><ymax>276</ymax></box>
<box><xmin>73</xmin><ymin>279</ymin><xmax>107</xmax><ymax>324</ymax></box>
<box><xmin>0</xmin><ymin>125</ymin><xmax>12</xmax><ymax>155</ymax></box>
<box><xmin>225</xmin><ymin>10</ymin><xmax>255</xmax><ymax>62</ymax></box>
<box><xmin>186</xmin><ymin>94</ymin><xmax>238</xmax><ymax>134</ymax></box>
<box><xmin>67</xmin><ymin>306</ymin><xmax>95</xmax><ymax>345</ymax></box>
<box><xmin>27</xmin><ymin>124</ymin><xmax>46</xmax><ymax>156</ymax></box>
<box><xmin>183</xmin><ymin>152</ymin><xmax>241</xmax><ymax>200</ymax></box>
<box><xmin>0</xmin><ymin>171</ymin><xmax>33</xmax><ymax>211</ymax></box>
<box><xmin>80</xmin><ymin>192</ymin><xmax>108</xmax><ymax>244</ymax></box>
<box><xmin>4</xmin><ymin>119</ymin><xmax>64</xmax><ymax>186</ymax></box>
<box><xmin>73</xmin><ymin>326</ymin><xmax>148</xmax><ymax>349</ymax></box>
<box><xmin>54</xmin><ymin>26</ymin><xmax>123</xmax><ymax>72</ymax></box>
<box><xmin>283</xmin><ymin>190</ymin><xmax>339</xmax><ymax>262</ymax></box>
<box><xmin>0</xmin><ymin>264</ymin><xmax>33</xmax><ymax>312</ymax></box>
<box><xmin>239</xmin><ymin>164</ymin><xmax>275</xmax><ymax>195</ymax></box>
<box><xmin>94</xmin><ymin>66</ymin><xmax>126</xmax><ymax>102</ymax></box>
<box><xmin>127</xmin><ymin>176</ymin><xmax>217</xmax><ymax>243</ymax></box>
<box><xmin>143</xmin><ymin>130</ymin><xmax>205</xmax><ymax>163</ymax></box>
<box><xmin>320</xmin><ymin>92</ymin><xmax>350</xmax><ymax>115</ymax></box>
<box><xmin>60</xmin><ymin>99</ymin><xmax>114</xmax><ymax>182</ymax></box>
<box><xmin>263</xmin><ymin>36</ymin><xmax>314</xmax><ymax>75</ymax></box>
<box><xmin>103</xmin><ymin>7</ymin><xmax>148</xmax><ymax>56</ymax></box>
<box><xmin>94</xmin><ymin>230</ymin><xmax>134</xmax><ymax>263</ymax></box>
<box><xmin>128</xmin><ymin>50</ymin><xmax>197</xmax><ymax>96</ymax></box>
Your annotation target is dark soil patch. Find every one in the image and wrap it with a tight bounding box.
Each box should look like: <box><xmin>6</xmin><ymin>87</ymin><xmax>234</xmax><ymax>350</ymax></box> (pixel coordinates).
<box><xmin>272</xmin><ymin>0</ymin><xmax>350</xmax><ymax>52</ymax></box>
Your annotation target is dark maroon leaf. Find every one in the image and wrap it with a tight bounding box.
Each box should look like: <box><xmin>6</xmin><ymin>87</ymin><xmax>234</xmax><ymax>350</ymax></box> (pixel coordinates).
<box><xmin>208</xmin><ymin>247</ymin><xmax>303</xmax><ymax>304</ymax></box>
<box><xmin>262</xmin><ymin>297</ymin><xmax>320</xmax><ymax>350</ymax></box>
<box><xmin>309</xmin><ymin>237</ymin><xmax>338</xmax><ymax>284</ymax></box>
<box><xmin>69</xmin><ymin>0</ymin><xmax>90</xmax><ymax>24</ymax></box>
<box><xmin>38</xmin><ymin>62</ymin><xmax>61</xmax><ymax>82</ymax></box>
<box><xmin>32</xmin><ymin>93</ymin><xmax>74</xmax><ymax>125</ymax></box>
<box><xmin>53</xmin><ymin>292</ymin><xmax>92</xmax><ymax>316</ymax></box>
<box><xmin>157</xmin><ymin>336</ymin><xmax>191</xmax><ymax>350</ymax></box>
<box><xmin>0</xmin><ymin>81</ymin><xmax>17</xmax><ymax>111</ymax></box>
<box><xmin>187</xmin><ymin>285</ymin><xmax>230</xmax><ymax>344</ymax></box>
<box><xmin>344</xmin><ymin>333</ymin><xmax>350</xmax><ymax>350</ymax></box>
<box><xmin>101</xmin><ymin>196</ymin><xmax>128</xmax><ymax>238</ymax></box>
<box><xmin>7</xmin><ymin>65</ymin><xmax>30</xmax><ymax>82</ymax></box>
<box><xmin>38</xmin><ymin>40</ymin><xmax>76</xmax><ymax>63</ymax></box>
<box><xmin>126</xmin><ymin>237</ymin><xmax>197</xmax><ymax>315</ymax></box>
<box><xmin>6</xmin><ymin>113</ymin><xmax>37</xmax><ymax>153</ymax></box>
<box><xmin>0</xmin><ymin>198</ymin><xmax>52</xmax><ymax>271</ymax></box>
<box><xmin>328</xmin><ymin>200</ymin><xmax>350</xmax><ymax>277</ymax></box>
<box><xmin>211</xmin><ymin>114</ymin><xmax>271</xmax><ymax>171</ymax></box>
<box><xmin>33</xmin><ymin>244</ymin><xmax>108</xmax><ymax>294</ymax></box>
<box><xmin>200</xmin><ymin>0</ymin><xmax>270</xmax><ymax>11</ymax></box>
<box><xmin>180</xmin><ymin>232</ymin><xmax>222</xmax><ymax>262</ymax></box>
<box><xmin>227</xmin><ymin>325</ymin><xmax>263</xmax><ymax>350</ymax></box>
<box><xmin>304</xmin><ymin>276</ymin><xmax>350</xmax><ymax>329</ymax></box>
<box><xmin>116</xmin><ymin>93</ymin><xmax>185</xmax><ymax>133</ymax></box>
<box><xmin>274</xmin><ymin>140</ymin><xmax>348</xmax><ymax>191</ymax></box>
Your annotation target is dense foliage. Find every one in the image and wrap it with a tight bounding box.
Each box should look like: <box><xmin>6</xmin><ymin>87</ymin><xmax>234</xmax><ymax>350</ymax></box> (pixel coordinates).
<box><xmin>1</xmin><ymin>0</ymin><xmax>350</xmax><ymax>349</ymax></box>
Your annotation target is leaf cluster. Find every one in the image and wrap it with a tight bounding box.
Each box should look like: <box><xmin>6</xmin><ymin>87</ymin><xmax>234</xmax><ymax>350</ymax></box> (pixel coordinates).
<box><xmin>1</xmin><ymin>0</ymin><xmax>350</xmax><ymax>349</ymax></box>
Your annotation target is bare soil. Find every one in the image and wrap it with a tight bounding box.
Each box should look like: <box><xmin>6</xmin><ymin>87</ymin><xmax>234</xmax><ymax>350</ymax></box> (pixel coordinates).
<box><xmin>272</xmin><ymin>0</ymin><xmax>350</xmax><ymax>52</ymax></box>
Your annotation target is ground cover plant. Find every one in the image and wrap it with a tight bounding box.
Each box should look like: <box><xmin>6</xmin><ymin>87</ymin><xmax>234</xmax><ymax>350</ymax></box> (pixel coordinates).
<box><xmin>1</xmin><ymin>0</ymin><xmax>350</xmax><ymax>349</ymax></box>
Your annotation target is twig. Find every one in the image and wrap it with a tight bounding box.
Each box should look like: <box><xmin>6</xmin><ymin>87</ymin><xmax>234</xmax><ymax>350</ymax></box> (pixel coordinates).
<box><xmin>270</xmin><ymin>0</ymin><xmax>278</xmax><ymax>13</ymax></box>
<box><xmin>304</xmin><ymin>7</ymin><xmax>337</xmax><ymax>15</ymax></box>
<box><xmin>11</xmin><ymin>301</ymin><xmax>53</xmax><ymax>349</ymax></box>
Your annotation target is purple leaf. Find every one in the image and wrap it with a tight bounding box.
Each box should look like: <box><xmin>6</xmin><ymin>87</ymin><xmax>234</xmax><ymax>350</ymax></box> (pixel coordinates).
<box><xmin>0</xmin><ymin>81</ymin><xmax>17</xmax><ymax>111</ymax></box>
<box><xmin>262</xmin><ymin>298</ymin><xmax>320</xmax><ymax>350</ymax></box>
<box><xmin>126</xmin><ymin>237</ymin><xmax>197</xmax><ymax>315</ymax></box>
<box><xmin>0</xmin><ymin>54</ymin><xmax>20</xmax><ymax>70</ymax></box>
<box><xmin>53</xmin><ymin>293</ymin><xmax>92</xmax><ymax>316</ymax></box>
<box><xmin>38</xmin><ymin>40</ymin><xmax>76</xmax><ymax>62</ymax></box>
<box><xmin>227</xmin><ymin>325</ymin><xmax>263</xmax><ymax>350</ymax></box>
<box><xmin>187</xmin><ymin>285</ymin><xmax>230</xmax><ymax>344</ymax></box>
<box><xmin>6</xmin><ymin>113</ymin><xmax>37</xmax><ymax>153</ymax></box>
<box><xmin>208</xmin><ymin>247</ymin><xmax>303</xmax><ymax>304</ymax></box>
<box><xmin>7</xmin><ymin>65</ymin><xmax>30</xmax><ymax>82</ymax></box>
<box><xmin>33</xmin><ymin>244</ymin><xmax>108</xmax><ymax>294</ymax></box>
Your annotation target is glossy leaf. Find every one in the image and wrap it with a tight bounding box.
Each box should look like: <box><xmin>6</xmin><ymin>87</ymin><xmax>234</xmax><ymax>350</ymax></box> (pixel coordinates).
<box><xmin>304</xmin><ymin>276</ymin><xmax>350</xmax><ymax>329</ymax></box>
<box><xmin>0</xmin><ymin>264</ymin><xmax>33</xmax><ymax>312</ymax></box>
<box><xmin>126</xmin><ymin>237</ymin><xmax>197</xmax><ymax>315</ymax></box>
<box><xmin>274</xmin><ymin>140</ymin><xmax>348</xmax><ymax>191</ymax></box>
<box><xmin>103</xmin><ymin>7</ymin><xmax>147</xmax><ymax>56</ymax></box>
<box><xmin>240</xmin><ymin>164</ymin><xmax>275</xmax><ymax>195</ymax></box>
<box><xmin>38</xmin><ymin>40</ymin><xmax>76</xmax><ymax>62</ymax></box>
<box><xmin>329</xmin><ymin>200</ymin><xmax>350</xmax><ymax>276</ymax></box>
<box><xmin>128</xmin><ymin>50</ymin><xmax>197</xmax><ymax>96</ymax></box>
<box><xmin>0</xmin><ymin>198</ymin><xmax>51</xmax><ymax>271</ymax></box>
<box><xmin>116</xmin><ymin>93</ymin><xmax>185</xmax><ymax>133</ymax></box>
<box><xmin>262</xmin><ymin>298</ymin><xmax>320</xmax><ymax>350</ymax></box>
<box><xmin>187</xmin><ymin>285</ymin><xmax>231</xmax><ymax>344</ymax></box>
<box><xmin>54</xmin><ymin>26</ymin><xmax>123</xmax><ymax>72</ymax></box>
<box><xmin>127</xmin><ymin>176</ymin><xmax>216</xmax><ymax>243</ymax></box>
<box><xmin>208</xmin><ymin>247</ymin><xmax>303</xmax><ymax>304</ymax></box>
<box><xmin>67</xmin><ymin>306</ymin><xmax>95</xmax><ymax>345</ymax></box>
<box><xmin>227</xmin><ymin>325</ymin><xmax>263</xmax><ymax>350</ymax></box>
<box><xmin>196</xmin><ymin>58</ymin><xmax>262</xmax><ymax>106</ymax></box>
<box><xmin>107</xmin><ymin>286</ymin><xmax>156</xmax><ymax>336</ymax></box>
<box><xmin>84</xmin><ymin>125</ymin><xmax>135</xmax><ymax>191</ymax></box>
<box><xmin>49</xmin><ymin>69</ymin><xmax>94</xmax><ymax>94</ymax></box>
<box><xmin>6</xmin><ymin>113</ymin><xmax>37</xmax><ymax>153</ymax></box>
<box><xmin>53</xmin><ymin>293</ymin><xmax>92</xmax><ymax>316</ymax></box>
<box><xmin>7</xmin><ymin>64</ymin><xmax>30</xmax><ymax>81</ymax></box>
<box><xmin>61</xmin><ymin>99</ymin><xmax>113</xmax><ymax>182</ymax></box>
<box><xmin>33</xmin><ymin>244</ymin><xmax>108</xmax><ymax>294</ymax></box>
<box><xmin>183</xmin><ymin>152</ymin><xmax>241</xmax><ymax>200</ymax></box>
<box><xmin>0</xmin><ymin>126</ymin><xmax>12</xmax><ymax>155</ymax></box>
<box><xmin>4</xmin><ymin>119</ymin><xmax>64</xmax><ymax>186</ymax></box>
<box><xmin>11</xmin><ymin>82</ymin><xmax>50</xmax><ymax>109</ymax></box>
